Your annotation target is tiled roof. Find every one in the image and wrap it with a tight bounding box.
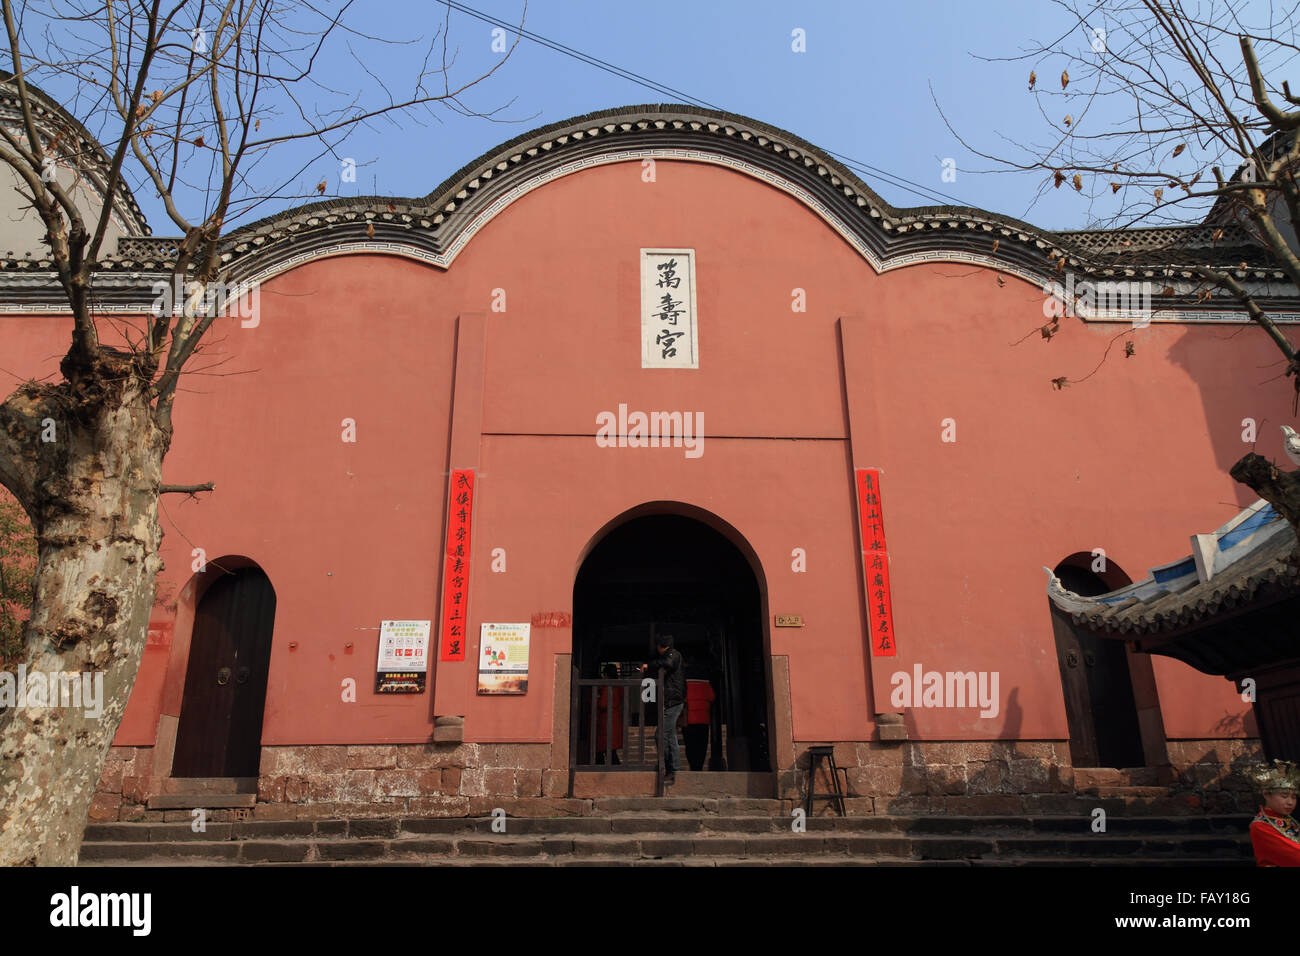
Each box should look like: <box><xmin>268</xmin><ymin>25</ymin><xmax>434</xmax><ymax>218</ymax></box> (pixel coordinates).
<box><xmin>1045</xmin><ymin>499</ymin><xmax>1300</xmax><ymax>638</ymax></box>
<box><xmin>0</xmin><ymin>71</ymin><xmax>151</xmax><ymax>237</ymax></box>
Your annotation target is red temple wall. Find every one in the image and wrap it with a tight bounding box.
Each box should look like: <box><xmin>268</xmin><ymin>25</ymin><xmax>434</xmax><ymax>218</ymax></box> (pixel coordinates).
<box><xmin>0</xmin><ymin>157</ymin><xmax>1284</xmax><ymax>750</ymax></box>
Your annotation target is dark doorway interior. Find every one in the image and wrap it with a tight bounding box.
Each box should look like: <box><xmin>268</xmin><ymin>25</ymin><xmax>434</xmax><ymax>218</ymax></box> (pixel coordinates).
<box><xmin>1050</xmin><ymin>561</ymin><xmax>1145</xmax><ymax>769</ymax></box>
<box><xmin>173</xmin><ymin>566</ymin><xmax>277</xmax><ymax>777</ymax></box>
<box><xmin>573</xmin><ymin>514</ymin><xmax>769</xmax><ymax>771</ymax></box>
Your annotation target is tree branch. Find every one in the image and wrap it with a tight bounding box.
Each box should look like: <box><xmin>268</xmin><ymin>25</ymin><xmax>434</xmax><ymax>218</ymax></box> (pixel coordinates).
<box><xmin>158</xmin><ymin>482</ymin><xmax>213</xmax><ymax>495</ymax></box>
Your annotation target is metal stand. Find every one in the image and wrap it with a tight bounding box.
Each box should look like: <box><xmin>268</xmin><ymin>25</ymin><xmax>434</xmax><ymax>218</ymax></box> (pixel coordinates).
<box><xmin>804</xmin><ymin>745</ymin><xmax>846</xmax><ymax>817</ymax></box>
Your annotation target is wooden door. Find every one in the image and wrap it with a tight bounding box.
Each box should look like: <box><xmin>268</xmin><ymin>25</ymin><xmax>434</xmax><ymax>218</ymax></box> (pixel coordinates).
<box><xmin>172</xmin><ymin>568</ymin><xmax>276</xmax><ymax>777</ymax></box>
<box><xmin>1051</xmin><ymin>607</ymin><xmax>1099</xmax><ymax>767</ymax></box>
<box><xmin>1051</xmin><ymin>600</ymin><xmax>1145</xmax><ymax>768</ymax></box>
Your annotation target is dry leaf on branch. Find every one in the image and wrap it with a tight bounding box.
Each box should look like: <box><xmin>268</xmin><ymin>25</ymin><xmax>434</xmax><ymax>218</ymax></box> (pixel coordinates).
<box><xmin>1061</xmin><ymin>69</ymin><xmax>1069</xmax><ymax>89</ymax></box>
<box><xmin>1029</xmin><ymin>70</ymin><xmax>1037</xmax><ymax>89</ymax></box>
<box><xmin>1072</xmin><ymin>174</ymin><xmax>1082</xmax><ymax>191</ymax></box>
<box><xmin>1051</xmin><ymin>376</ymin><xmax>1069</xmax><ymax>389</ymax></box>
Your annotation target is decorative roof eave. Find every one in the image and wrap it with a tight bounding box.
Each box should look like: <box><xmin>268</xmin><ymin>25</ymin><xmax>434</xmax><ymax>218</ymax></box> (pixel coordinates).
<box><xmin>1045</xmin><ymin>501</ymin><xmax>1300</xmax><ymax>641</ymax></box>
<box><xmin>2</xmin><ymin>104</ymin><xmax>1298</xmax><ymax>314</ymax></box>
<box><xmin>0</xmin><ymin>72</ymin><xmax>151</xmax><ymax>238</ymax></box>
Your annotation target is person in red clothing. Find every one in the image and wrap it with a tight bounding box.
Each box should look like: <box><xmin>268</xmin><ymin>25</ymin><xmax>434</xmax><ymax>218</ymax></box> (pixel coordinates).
<box><xmin>594</xmin><ymin>663</ymin><xmax>624</xmax><ymax>765</ymax></box>
<box><xmin>1248</xmin><ymin>759</ymin><xmax>1300</xmax><ymax>867</ymax></box>
<box><xmin>684</xmin><ymin>677</ymin><xmax>716</xmax><ymax>772</ymax></box>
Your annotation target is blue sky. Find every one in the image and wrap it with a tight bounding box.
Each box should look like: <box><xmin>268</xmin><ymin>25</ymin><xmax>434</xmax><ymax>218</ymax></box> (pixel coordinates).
<box><xmin>32</xmin><ymin>0</ymin><xmax>1297</xmax><ymax>234</ymax></box>
<box><xmin>295</xmin><ymin>0</ymin><xmax>1094</xmax><ymax>227</ymax></box>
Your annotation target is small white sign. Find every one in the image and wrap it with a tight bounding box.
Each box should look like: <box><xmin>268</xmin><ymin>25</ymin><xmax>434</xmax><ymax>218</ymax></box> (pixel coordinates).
<box><xmin>641</xmin><ymin>249</ymin><xmax>698</xmax><ymax>369</ymax></box>
<box><xmin>377</xmin><ymin>620</ymin><xmax>430</xmax><ymax>672</ymax></box>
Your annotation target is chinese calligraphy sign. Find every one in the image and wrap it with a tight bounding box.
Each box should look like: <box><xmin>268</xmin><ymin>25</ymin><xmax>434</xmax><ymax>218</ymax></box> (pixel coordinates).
<box><xmin>641</xmin><ymin>249</ymin><xmax>699</xmax><ymax>369</ymax></box>
<box><xmin>855</xmin><ymin>468</ymin><xmax>897</xmax><ymax>657</ymax></box>
<box><xmin>440</xmin><ymin>469</ymin><xmax>474</xmax><ymax>661</ymax></box>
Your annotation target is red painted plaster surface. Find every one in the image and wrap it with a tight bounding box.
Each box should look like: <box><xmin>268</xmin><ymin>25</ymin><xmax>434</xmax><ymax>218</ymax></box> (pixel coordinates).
<box><xmin>0</xmin><ymin>158</ymin><xmax>1282</xmax><ymax>748</ymax></box>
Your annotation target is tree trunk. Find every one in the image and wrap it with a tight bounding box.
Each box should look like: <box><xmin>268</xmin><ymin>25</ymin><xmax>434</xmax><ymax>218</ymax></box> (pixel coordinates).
<box><xmin>1231</xmin><ymin>452</ymin><xmax>1300</xmax><ymax>539</ymax></box>
<box><xmin>0</xmin><ymin>350</ymin><xmax>166</xmax><ymax>865</ymax></box>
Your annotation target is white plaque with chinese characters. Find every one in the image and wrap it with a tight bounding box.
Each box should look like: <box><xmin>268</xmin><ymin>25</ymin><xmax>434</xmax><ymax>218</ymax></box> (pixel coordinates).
<box><xmin>641</xmin><ymin>249</ymin><xmax>698</xmax><ymax>369</ymax></box>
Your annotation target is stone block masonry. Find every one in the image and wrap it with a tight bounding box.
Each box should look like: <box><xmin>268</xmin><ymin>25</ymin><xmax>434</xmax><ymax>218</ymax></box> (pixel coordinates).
<box><xmin>87</xmin><ymin>737</ymin><xmax>1264</xmax><ymax>822</ymax></box>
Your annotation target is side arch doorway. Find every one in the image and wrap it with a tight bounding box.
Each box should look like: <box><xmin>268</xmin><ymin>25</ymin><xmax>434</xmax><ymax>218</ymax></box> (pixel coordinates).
<box><xmin>572</xmin><ymin>510</ymin><xmax>772</xmax><ymax>772</ymax></box>
<box><xmin>1049</xmin><ymin>555</ymin><xmax>1152</xmax><ymax>769</ymax></box>
<box><xmin>172</xmin><ymin>565</ymin><xmax>277</xmax><ymax>778</ymax></box>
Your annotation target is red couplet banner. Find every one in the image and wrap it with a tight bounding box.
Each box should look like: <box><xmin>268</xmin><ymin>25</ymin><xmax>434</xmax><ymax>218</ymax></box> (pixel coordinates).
<box><xmin>440</xmin><ymin>469</ymin><xmax>474</xmax><ymax>661</ymax></box>
<box><xmin>857</xmin><ymin>467</ymin><xmax>887</xmax><ymax>552</ymax></box>
<box><xmin>855</xmin><ymin>468</ymin><xmax>897</xmax><ymax>657</ymax></box>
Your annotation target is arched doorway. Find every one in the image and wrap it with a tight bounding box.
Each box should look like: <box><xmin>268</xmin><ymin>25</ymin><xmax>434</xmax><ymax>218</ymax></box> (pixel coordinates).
<box><xmin>173</xmin><ymin>565</ymin><xmax>277</xmax><ymax>777</ymax></box>
<box><xmin>1049</xmin><ymin>555</ymin><xmax>1146</xmax><ymax>769</ymax></box>
<box><xmin>573</xmin><ymin>511</ymin><xmax>771</xmax><ymax>772</ymax></box>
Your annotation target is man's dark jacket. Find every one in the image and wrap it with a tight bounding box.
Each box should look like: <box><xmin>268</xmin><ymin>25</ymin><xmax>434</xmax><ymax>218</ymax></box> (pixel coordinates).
<box><xmin>649</xmin><ymin>647</ymin><xmax>686</xmax><ymax>707</ymax></box>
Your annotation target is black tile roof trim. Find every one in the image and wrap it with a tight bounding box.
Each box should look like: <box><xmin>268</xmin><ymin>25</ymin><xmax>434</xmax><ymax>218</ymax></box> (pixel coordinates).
<box><xmin>1058</xmin><ymin>528</ymin><xmax>1300</xmax><ymax>638</ymax></box>
<box><xmin>0</xmin><ymin>71</ymin><xmax>151</xmax><ymax>237</ymax></box>
<box><xmin>1</xmin><ymin>103</ymin><xmax>1297</xmax><ymax>306</ymax></box>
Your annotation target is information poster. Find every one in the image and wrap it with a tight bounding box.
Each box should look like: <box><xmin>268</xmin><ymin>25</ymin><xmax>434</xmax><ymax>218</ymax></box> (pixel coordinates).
<box><xmin>375</xmin><ymin>619</ymin><xmax>430</xmax><ymax>693</ymax></box>
<box><xmin>477</xmin><ymin>622</ymin><xmax>530</xmax><ymax>695</ymax></box>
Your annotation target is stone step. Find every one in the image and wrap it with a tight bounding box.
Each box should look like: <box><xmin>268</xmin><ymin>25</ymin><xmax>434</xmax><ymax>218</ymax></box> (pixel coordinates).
<box><xmin>570</xmin><ymin>772</ymin><xmax>777</xmax><ymax>798</ymax></box>
<box><xmin>161</xmin><ymin>777</ymin><xmax>258</xmax><ymax>795</ymax></box>
<box><xmin>1091</xmin><ymin>786</ymin><xmax>1176</xmax><ymax>798</ymax></box>
<box><xmin>1073</xmin><ymin>767</ymin><xmax>1161</xmax><ymax>789</ymax></box>
<box><xmin>83</xmin><ymin>812</ymin><xmax>1255</xmax><ymax>844</ymax></box>
<box><xmin>146</xmin><ymin>793</ymin><xmax>257</xmax><ymax>809</ymax></box>
<box><xmin>78</xmin><ymin>828</ymin><xmax>1252</xmax><ymax>865</ymax></box>
<box><xmin>79</xmin><ymin>855</ymin><xmax>1254</xmax><ymax>867</ymax></box>
<box><xmin>590</xmin><ymin>796</ymin><xmax>788</xmax><ymax>813</ymax></box>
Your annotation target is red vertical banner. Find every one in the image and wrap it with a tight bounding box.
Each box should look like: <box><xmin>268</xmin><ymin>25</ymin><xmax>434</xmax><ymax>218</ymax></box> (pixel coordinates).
<box><xmin>855</xmin><ymin>468</ymin><xmax>897</xmax><ymax>657</ymax></box>
<box><xmin>863</xmin><ymin>550</ymin><xmax>896</xmax><ymax>657</ymax></box>
<box><xmin>440</xmin><ymin>469</ymin><xmax>474</xmax><ymax>661</ymax></box>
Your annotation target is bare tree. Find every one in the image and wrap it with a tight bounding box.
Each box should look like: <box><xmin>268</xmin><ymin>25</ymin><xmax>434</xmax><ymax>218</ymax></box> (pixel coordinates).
<box><xmin>943</xmin><ymin>0</ymin><xmax>1300</xmax><ymax>531</ymax></box>
<box><xmin>0</xmin><ymin>0</ymin><xmax>522</xmax><ymax>865</ymax></box>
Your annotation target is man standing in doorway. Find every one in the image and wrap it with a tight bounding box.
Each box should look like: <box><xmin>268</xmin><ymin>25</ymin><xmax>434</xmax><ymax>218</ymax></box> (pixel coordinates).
<box><xmin>643</xmin><ymin>634</ymin><xmax>685</xmax><ymax>785</ymax></box>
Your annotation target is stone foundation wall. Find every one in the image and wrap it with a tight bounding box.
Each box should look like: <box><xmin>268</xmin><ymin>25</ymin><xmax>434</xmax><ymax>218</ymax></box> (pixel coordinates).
<box><xmin>1164</xmin><ymin>738</ymin><xmax>1266</xmax><ymax>811</ymax></box>
<box><xmin>785</xmin><ymin>737</ymin><xmax>1266</xmax><ymax>815</ymax></box>
<box><xmin>88</xmin><ymin>736</ymin><xmax>1265</xmax><ymax>822</ymax></box>
<box><xmin>256</xmin><ymin>743</ymin><xmax>561</xmax><ymax>819</ymax></box>
<box><xmin>91</xmin><ymin>746</ymin><xmax>155</xmax><ymax>822</ymax></box>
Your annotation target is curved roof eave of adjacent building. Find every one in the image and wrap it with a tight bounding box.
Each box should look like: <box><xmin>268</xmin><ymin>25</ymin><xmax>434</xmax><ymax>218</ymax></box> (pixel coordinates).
<box><xmin>0</xmin><ymin>70</ymin><xmax>151</xmax><ymax>238</ymax></box>
<box><xmin>1045</xmin><ymin>499</ymin><xmax>1300</xmax><ymax>675</ymax></box>
<box><xmin>8</xmin><ymin>103</ymin><xmax>1299</xmax><ymax>318</ymax></box>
